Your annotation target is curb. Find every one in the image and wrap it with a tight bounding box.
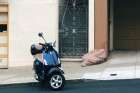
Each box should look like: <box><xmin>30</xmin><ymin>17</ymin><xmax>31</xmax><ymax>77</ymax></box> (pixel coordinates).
<box><xmin>1</xmin><ymin>79</ymin><xmax>140</xmax><ymax>87</ymax></box>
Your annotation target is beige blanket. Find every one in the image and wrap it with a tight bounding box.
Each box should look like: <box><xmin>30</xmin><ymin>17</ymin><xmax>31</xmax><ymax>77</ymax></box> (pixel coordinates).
<box><xmin>81</xmin><ymin>49</ymin><xmax>108</xmax><ymax>67</ymax></box>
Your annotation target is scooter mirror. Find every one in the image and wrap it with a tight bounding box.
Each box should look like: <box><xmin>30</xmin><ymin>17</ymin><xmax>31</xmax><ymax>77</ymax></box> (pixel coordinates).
<box><xmin>38</xmin><ymin>32</ymin><xmax>43</xmax><ymax>37</ymax></box>
<box><xmin>38</xmin><ymin>32</ymin><xmax>47</xmax><ymax>44</ymax></box>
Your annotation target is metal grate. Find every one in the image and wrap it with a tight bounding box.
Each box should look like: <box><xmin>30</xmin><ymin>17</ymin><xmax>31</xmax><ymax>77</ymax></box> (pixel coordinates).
<box><xmin>59</xmin><ymin>0</ymin><xmax>88</xmax><ymax>58</ymax></box>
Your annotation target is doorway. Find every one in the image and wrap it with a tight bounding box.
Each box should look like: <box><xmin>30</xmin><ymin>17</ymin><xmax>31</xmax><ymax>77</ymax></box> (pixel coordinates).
<box><xmin>113</xmin><ymin>0</ymin><xmax>140</xmax><ymax>50</ymax></box>
<box><xmin>59</xmin><ymin>0</ymin><xmax>88</xmax><ymax>58</ymax></box>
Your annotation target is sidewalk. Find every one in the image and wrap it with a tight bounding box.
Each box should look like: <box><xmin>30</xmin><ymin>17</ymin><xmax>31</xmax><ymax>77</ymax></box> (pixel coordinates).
<box><xmin>82</xmin><ymin>51</ymin><xmax>140</xmax><ymax>80</ymax></box>
<box><xmin>0</xmin><ymin>51</ymin><xmax>140</xmax><ymax>84</ymax></box>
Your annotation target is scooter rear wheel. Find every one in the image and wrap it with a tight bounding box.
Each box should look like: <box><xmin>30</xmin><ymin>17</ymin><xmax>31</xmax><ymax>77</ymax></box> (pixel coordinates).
<box><xmin>47</xmin><ymin>73</ymin><xmax>65</xmax><ymax>90</ymax></box>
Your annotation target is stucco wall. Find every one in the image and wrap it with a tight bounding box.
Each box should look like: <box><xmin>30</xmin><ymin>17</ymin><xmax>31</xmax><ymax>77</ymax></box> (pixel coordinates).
<box><xmin>9</xmin><ymin>0</ymin><xmax>58</xmax><ymax>67</ymax></box>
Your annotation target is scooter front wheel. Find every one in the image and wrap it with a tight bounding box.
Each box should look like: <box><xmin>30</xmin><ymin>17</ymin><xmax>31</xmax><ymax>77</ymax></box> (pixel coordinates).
<box><xmin>47</xmin><ymin>73</ymin><xmax>65</xmax><ymax>90</ymax></box>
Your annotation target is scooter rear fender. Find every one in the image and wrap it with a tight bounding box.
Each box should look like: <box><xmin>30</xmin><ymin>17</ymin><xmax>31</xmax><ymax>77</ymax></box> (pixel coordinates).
<box><xmin>47</xmin><ymin>67</ymin><xmax>64</xmax><ymax>76</ymax></box>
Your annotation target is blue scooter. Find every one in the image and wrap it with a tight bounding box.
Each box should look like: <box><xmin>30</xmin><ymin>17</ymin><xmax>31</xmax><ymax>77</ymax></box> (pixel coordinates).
<box><xmin>31</xmin><ymin>32</ymin><xmax>65</xmax><ymax>90</ymax></box>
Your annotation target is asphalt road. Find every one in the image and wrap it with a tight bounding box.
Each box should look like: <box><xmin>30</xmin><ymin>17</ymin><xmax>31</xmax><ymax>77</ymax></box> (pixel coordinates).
<box><xmin>1</xmin><ymin>79</ymin><xmax>140</xmax><ymax>93</ymax></box>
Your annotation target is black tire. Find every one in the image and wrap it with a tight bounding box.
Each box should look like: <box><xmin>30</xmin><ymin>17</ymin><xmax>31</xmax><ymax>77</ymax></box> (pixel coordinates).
<box><xmin>47</xmin><ymin>73</ymin><xmax>65</xmax><ymax>90</ymax></box>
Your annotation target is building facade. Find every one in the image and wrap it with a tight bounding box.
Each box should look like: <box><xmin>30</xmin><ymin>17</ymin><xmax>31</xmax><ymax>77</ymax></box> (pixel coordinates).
<box><xmin>1</xmin><ymin>0</ymin><xmax>138</xmax><ymax>68</ymax></box>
